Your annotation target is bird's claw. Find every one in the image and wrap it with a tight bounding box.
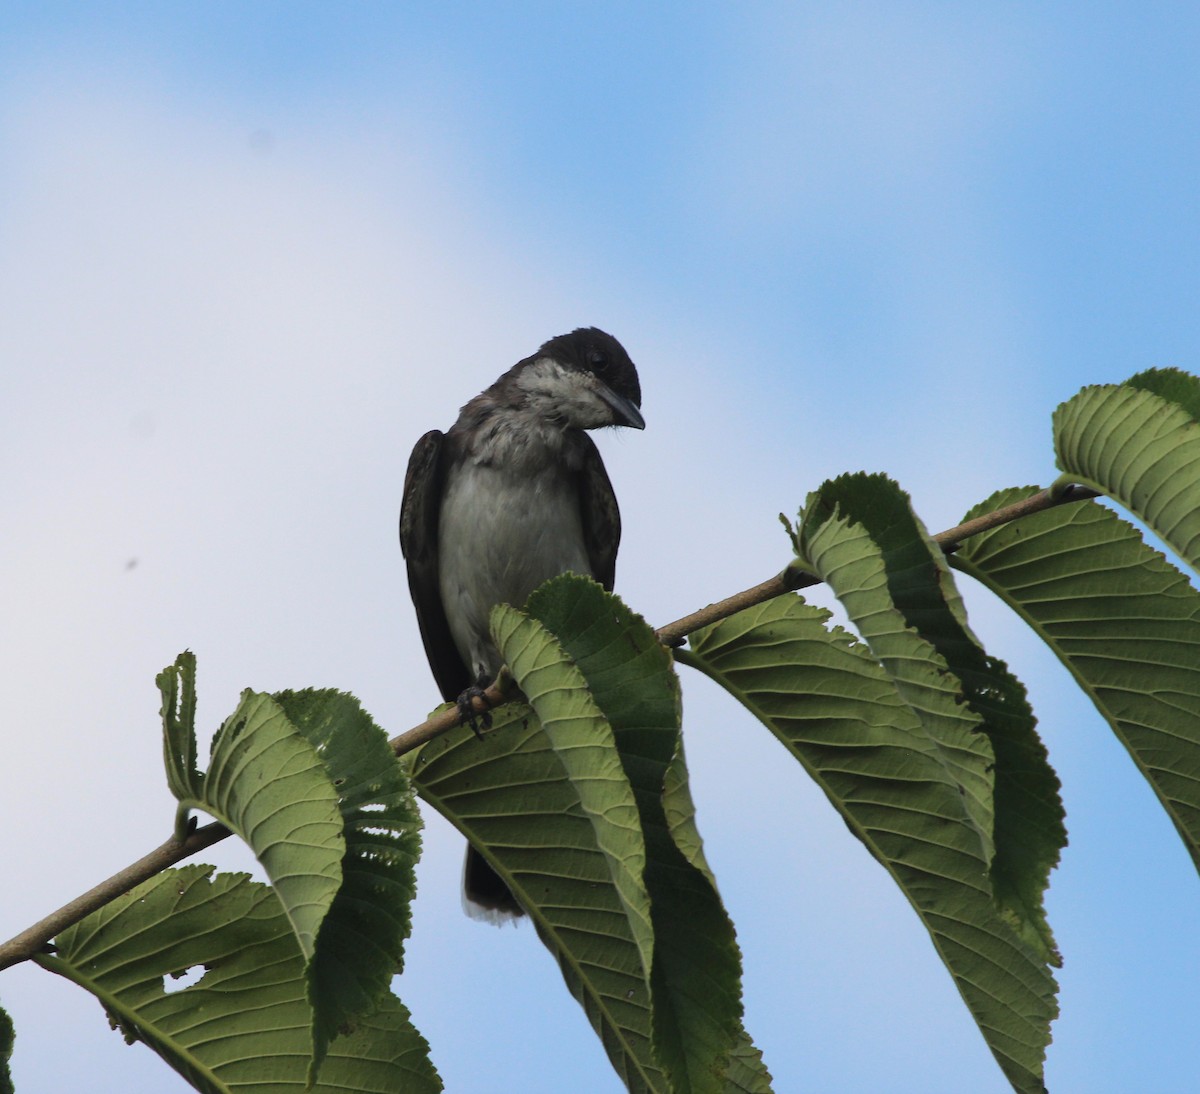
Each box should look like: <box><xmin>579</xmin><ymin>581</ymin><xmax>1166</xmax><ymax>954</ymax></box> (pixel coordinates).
<box><xmin>457</xmin><ymin>685</ymin><xmax>493</xmax><ymax>738</ymax></box>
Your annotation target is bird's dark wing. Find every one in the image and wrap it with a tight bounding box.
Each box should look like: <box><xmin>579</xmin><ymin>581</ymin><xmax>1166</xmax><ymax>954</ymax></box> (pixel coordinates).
<box><xmin>400</xmin><ymin>429</ymin><xmax>469</xmax><ymax>702</ymax></box>
<box><xmin>578</xmin><ymin>433</ymin><xmax>622</xmax><ymax>591</ymax></box>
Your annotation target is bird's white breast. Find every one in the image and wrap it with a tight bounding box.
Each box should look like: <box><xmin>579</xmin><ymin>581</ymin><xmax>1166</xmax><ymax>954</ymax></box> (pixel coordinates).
<box><xmin>437</xmin><ymin>456</ymin><xmax>591</xmax><ymax>681</ymax></box>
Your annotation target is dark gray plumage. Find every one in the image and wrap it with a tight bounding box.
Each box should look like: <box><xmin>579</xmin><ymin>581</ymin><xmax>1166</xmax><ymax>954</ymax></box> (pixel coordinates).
<box><xmin>400</xmin><ymin>327</ymin><xmax>644</xmax><ymax>918</ymax></box>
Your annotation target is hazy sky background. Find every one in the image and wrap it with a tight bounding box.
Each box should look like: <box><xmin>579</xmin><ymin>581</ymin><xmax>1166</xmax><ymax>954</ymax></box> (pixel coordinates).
<box><xmin>2</xmin><ymin>5</ymin><xmax>1199</xmax><ymax>1093</ymax></box>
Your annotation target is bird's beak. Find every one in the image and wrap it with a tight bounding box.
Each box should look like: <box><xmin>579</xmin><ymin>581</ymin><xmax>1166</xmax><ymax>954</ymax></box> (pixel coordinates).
<box><xmin>597</xmin><ymin>383</ymin><xmax>646</xmax><ymax>430</ymax></box>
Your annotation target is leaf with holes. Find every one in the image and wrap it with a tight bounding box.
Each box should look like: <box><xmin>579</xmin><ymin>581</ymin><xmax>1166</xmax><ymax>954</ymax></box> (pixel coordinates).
<box><xmin>159</xmin><ymin>659</ymin><xmax>421</xmax><ymax>1079</ymax></box>
<box><xmin>36</xmin><ymin>865</ymin><xmax>440</xmax><ymax>1093</ymax></box>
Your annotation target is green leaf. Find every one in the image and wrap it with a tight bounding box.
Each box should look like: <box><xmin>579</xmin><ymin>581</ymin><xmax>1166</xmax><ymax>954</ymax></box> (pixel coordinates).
<box><xmin>411</xmin><ymin>705</ymin><xmax>667</xmax><ymax>1093</ymax></box>
<box><xmin>158</xmin><ymin>651</ymin><xmax>201</xmax><ymax>839</ymax></box>
<box><xmin>490</xmin><ymin>602</ymin><xmax>654</xmax><ymax>963</ymax></box>
<box><xmin>683</xmin><ymin>595</ymin><xmax>1057</xmax><ymax>1094</ymax></box>
<box><xmin>1053</xmin><ymin>372</ymin><xmax>1200</xmax><ymax>573</ymax></box>
<box><xmin>1127</xmin><ymin>365</ymin><xmax>1200</xmax><ymax>422</ymax></box>
<box><xmin>681</xmin><ymin>472</ymin><xmax>1060</xmax><ymax>1092</ymax></box>
<box><xmin>37</xmin><ymin>865</ymin><xmax>440</xmax><ymax>1093</ymax></box>
<box><xmin>412</xmin><ymin>589</ymin><xmax>688</xmax><ymax>1091</ymax></box>
<box><xmin>158</xmin><ymin>657</ymin><xmax>349</xmax><ymax>1081</ymax></box>
<box><xmin>808</xmin><ymin>475</ymin><xmax>1065</xmax><ymax>966</ymax></box>
<box><xmin>953</xmin><ymin>486</ymin><xmax>1200</xmax><ymax>872</ymax></box>
<box><xmin>720</xmin><ymin>1034</ymin><xmax>774</xmax><ymax>1094</ymax></box>
<box><xmin>798</xmin><ymin>475</ymin><xmax>1059</xmax><ymax>1091</ymax></box>
<box><xmin>662</xmin><ymin>743</ymin><xmax>771</xmax><ymax>1090</ymax></box>
<box><xmin>799</xmin><ymin>475</ymin><xmax>998</xmax><ymax>861</ymax></box>
<box><xmin>161</xmin><ymin>675</ymin><xmax>345</xmax><ymax>964</ymax></box>
<box><xmin>0</xmin><ymin>1002</ymin><xmax>13</xmax><ymax>1094</ymax></box>
<box><xmin>272</xmin><ymin>690</ymin><xmax>423</xmax><ymax>1083</ymax></box>
<box><xmin>661</xmin><ymin>748</ymin><xmax>718</xmax><ymax>885</ymax></box>
<box><xmin>528</xmin><ymin>575</ymin><xmax>767</xmax><ymax>1092</ymax></box>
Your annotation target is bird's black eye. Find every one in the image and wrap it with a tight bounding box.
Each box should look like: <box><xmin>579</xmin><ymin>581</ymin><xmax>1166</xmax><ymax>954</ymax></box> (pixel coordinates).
<box><xmin>588</xmin><ymin>350</ymin><xmax>608</xmax><ymax>375</ymax></box>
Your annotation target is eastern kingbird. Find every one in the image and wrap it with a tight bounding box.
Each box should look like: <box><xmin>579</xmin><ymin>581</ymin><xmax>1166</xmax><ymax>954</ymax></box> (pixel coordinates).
<box><xmin>400</xmin><ymin>327</ymin><xmax>644</xmax><ymax>918</ymax></box>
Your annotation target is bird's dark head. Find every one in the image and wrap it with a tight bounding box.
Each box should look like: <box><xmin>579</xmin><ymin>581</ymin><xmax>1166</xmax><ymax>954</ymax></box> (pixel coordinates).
<box><xmin>514</xmin><ymin>327</ymin><xmax>645</xmax><ymax>431</ymax></box>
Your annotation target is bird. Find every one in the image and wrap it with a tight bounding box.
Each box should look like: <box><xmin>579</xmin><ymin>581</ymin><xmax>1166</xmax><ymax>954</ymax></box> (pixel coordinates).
<box><xmin>399</xmin><ymin>327</ymin><xmax>644</xmax><ymax>919</ymax></box>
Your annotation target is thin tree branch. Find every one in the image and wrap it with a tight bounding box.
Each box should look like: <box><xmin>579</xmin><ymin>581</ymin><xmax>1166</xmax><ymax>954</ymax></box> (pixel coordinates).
<box><xmin>652</xmin><ymin>483</ymin><xmax>1100</xmax><ymax>647</ymax></box>
<box><xmin>652</xmin><ymin>571</ymin><xmax>814</xmax><ymax>649</ymax></box>
<box><xmin>932</xmin><ymin>483</ymin><xmax>1098</xmax><ymax>551</ymax></box>
<box><xmin>388</xmin><ymin>683</ymin><xmax>508</xmax><ymax>755</ymax></box>
<box><xmin>0</xmin><ymin>481</ymin><xmax>1100</xmax><ymax>970</ymax></box>
<box><xmin>0</xmin><ymin>821</ymin><xmax>230</xmax><ymax>971</ymax></box>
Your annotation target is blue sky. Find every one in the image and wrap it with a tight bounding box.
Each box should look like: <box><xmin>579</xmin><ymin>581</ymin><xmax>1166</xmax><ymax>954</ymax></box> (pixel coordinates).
<box><xmin>2</xmin><ymin>5</ymin><xmax>1199</xmax><ymax>1093</ymax></box>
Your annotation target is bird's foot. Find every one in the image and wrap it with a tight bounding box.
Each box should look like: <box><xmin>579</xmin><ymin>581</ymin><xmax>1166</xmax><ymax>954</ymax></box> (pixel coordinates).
<box><xmin>456</xmin><ymin>684</ymin><xmax>493</xmax><ymax>738</ymax></box>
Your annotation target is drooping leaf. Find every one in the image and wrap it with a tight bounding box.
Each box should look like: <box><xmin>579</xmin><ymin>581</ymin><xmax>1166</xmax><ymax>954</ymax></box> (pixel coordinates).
<box><xmin>806</xmin><ymin>474</ymin><xmax>1064</xmax><ymax>966</ymax></box>
<box><xmin>36</xmin><ymin>865</ymin><xmax>440</xmax><ymax>1093</ymax></box>
<box><xmin>799</xmin><ymin>475</ymin><xmax>998</xmax><ymax>861</ymax></box>
<box><xmin>158</xmin><ymin>661</ymin><xmax>345</xmax><ymax>967</ymax></box>
<box><xmin>683</xmin><ymin>594</ymin><xmax>1057</xmax><ymax>1094</ymax></box>
<box><xmin>678</xmin><ymin>472</ymin><xmax>1060</xmax><ymax>1092</ymax></box>
<box><xmin>797</xmin><ymin>474</ymin><xmax>1058</xmax><ymax>1092</ymax></box>
<box><xmin>1054</xmin><ymin>371</ymin><xmax>1200</xmax><ymax>574</ymax></box>
<box><xmin>529</xmin><ymin>575</ymin><xmax>766</xmax><ymax>1092</ymax></box>
<box><xmin>273</xmin><ymin>689</ymin><xmax>422</xmax><ymax>1082</ymax></box>
<box><xmin>953</xmin><ymin>486</ymin><xmax>1200</xmax><ymax>871</ymax></box>
<box><xmin>490</xmin><ymin>603</ymin><xmax>653</xmax><ymax>961</ymax></box>
<box><xmin>158</xmin><ymin>658</ymin><xmax>350</xmax><ymax>1082</ymax></box>
<box><xmin>411</xmin><ymin>706</ymin><xmax>667</xmax><ymax>1093</ymax></box>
